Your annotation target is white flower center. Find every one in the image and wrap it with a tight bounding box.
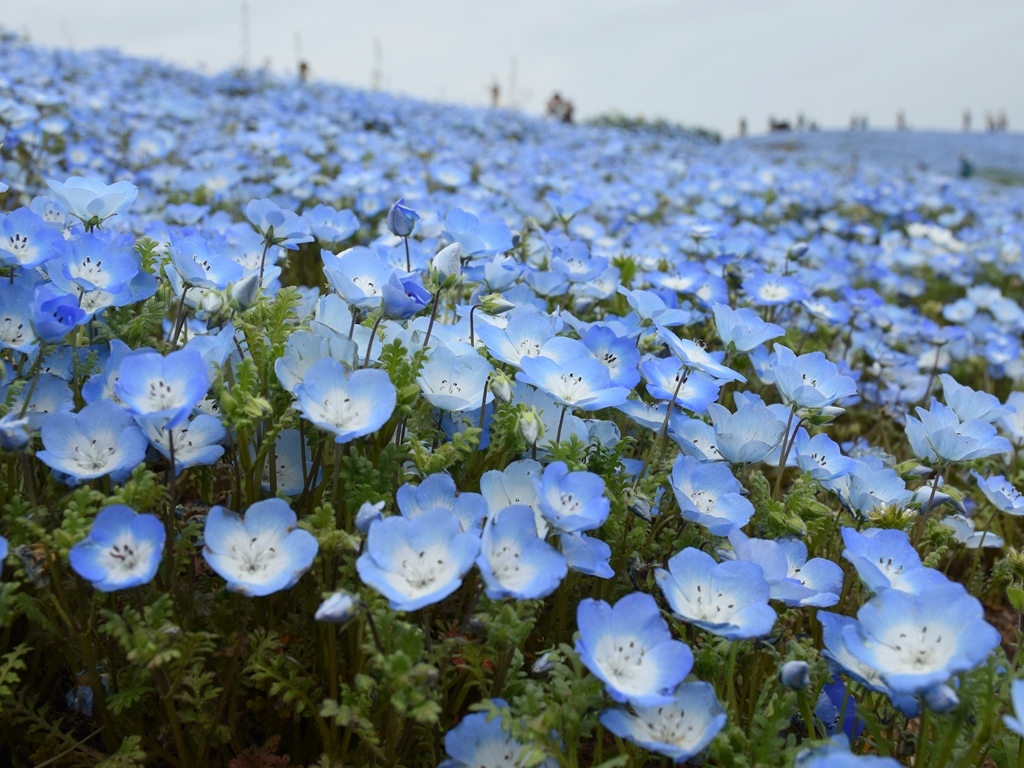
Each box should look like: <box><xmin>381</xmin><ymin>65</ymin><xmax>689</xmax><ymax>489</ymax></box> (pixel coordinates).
<box><xmin>74</xmin><ymin>437</ymin><xmax>117</xmax><ymax>471</ymax></box>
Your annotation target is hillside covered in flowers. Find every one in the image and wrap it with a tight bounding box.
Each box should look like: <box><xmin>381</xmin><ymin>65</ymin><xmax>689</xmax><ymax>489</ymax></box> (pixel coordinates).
<box><xmin>2</xmin><ymin>33</ymin><xmax>1024</xmax><ymax>768</ymax></box>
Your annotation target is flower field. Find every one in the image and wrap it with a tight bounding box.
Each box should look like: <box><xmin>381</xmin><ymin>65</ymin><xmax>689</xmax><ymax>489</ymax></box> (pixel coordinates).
<box><xmin>2</xmin><ymin>35</ymin><xmax>1024</xmax><ymax>768</ymax></box>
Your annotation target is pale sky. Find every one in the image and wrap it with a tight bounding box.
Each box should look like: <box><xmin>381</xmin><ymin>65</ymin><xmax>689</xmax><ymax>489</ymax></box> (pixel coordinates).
<box><xmin>3</xmin><ymin>0</ymin><xmax>1022</xmax><ymax>137</ymax></box>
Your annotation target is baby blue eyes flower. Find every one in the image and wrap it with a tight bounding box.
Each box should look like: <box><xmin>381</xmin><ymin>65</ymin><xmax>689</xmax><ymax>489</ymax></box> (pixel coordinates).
<box><xmin>202</xmin><ymin>498</ymin><xmax>319</xmax><ymax>597</ymax></box>
<box><xmin>841</xmin><ymin>527</ymin><xmax>947</xmax><ymax>595</ymax></box>
<box><xmin>706</xmin><ymin>401</ymin><xmax>786</xmax><ymax>464</ymax></box>
<box><xmin>794</xmin><ymin>430</ymin><xmax>855</xmax><ymax>482</ymax></box>
<box><xmin>599</xmin><ymin>681</ymin><xmax>727</xmax><ymax>764</ymax></box>
<box><xmin>656</xmin><ymin>547</ymin><xmax>776</xmax><ymax>639</ymax></box>
<box><xmin>0</xmin><ymin>207</ymin><xmax>66</xmax><ymax>268</ymax></box>
<box><xmin>31</xmin><ymin>284</ymin><xmax>85</xmax><ymax>344</ymax></box>
<box><xmin>1004</xmin><ymin>679</ymin><xmax>1024</xmax><ymax>738</ymax></box>
<box><xmin>938</xmin><ymin>373</ymin><xmax>1014</xmax><ymax>423</ymax></box>
<box><xmin>245</xmin><ymin>198</ymin><xmax>313</xmax><ymax>250</ymax></box>
<box><xmin>385</xmin><ymin>198</ymin><xmax>419</xmax><ymax>238</ymax></box>
<box><xmin>642</xmin><ymin>359</ymin><xmax>721</xmax><ymax>413</ymax></box>
<box><xmin>477</xmin><ymin>505</ymin><xmax>567</xmax><ymax>600</ymax></box>
<box><xmin>905</xmin><ymin>399</ymin><xmax>1012</xmax><ymax>464</ymax></box>
<box><xmin>670</xmin><ymin>455</ymin><xmax>754</xmax><ymax>536</ymax></box>
<box><xmin>168</xmin><ymin>233</ymin><xmax>243</xmax><ymax>289</ymax></box>
<box><xmin>37</xmin><ymin>399</ymin><xmax>148</xmax><ymax>485</ymax></box>
<box><xmin>322</xmin><ymin>246</ymin><xmax>394</xmax><ymax>308</ymax></box>
<box><xmin>440</xmin><ymin>699</ymin><xmax>558</xmax><ymax>768</ymax></box>
<box><xmin>712</xmin><ymin>303</ymin><xmax>784</xmax><ymax>352</ymax></box>
<box><xmin>0</xmin><ymin>413</ymin><xmax>31</xmax><ymax>451</ymax></box>
<box><xmin>314</xmin><ymin>591</ymin><xmax>359</xmax><ymax>623</ymax></box>
<box><xmin>443</xmin><ymin>208</ymin><xmax>514</xmax><ymax>257</ymax></box>
<box><xmin>397</xmin><ymin>472</ymin><xmax>487</xmax><ymax>532</ymax></box>
<box><xmin>356</xmin><ymin>507</ymin><xmax>480</xmax><ymax>612</ymax></box>
<box><xmin>46</xmin><ymin>176</ymin><xmax>138</xmax><ymax>228</ymax></box>
<box><xmin>69</xmin><ymin>505</ymin><xmax>164</xmax><ymax>592</ymax></box>
<box><xmin>294</xmin><ymin>357</ymin><xmax>397</xmax><ymax>443</ymax></box>
<box><xmin>535</xmin><ymin>461</ymin><xmax>610</xmax><ymax>533</ymax></box>
<box><xmin>517</xmin><ymin>355</ymin><xmax>629</xmax><ymax>411</ymax></box>
<box><xmin>841</xmin><ymin>583</ymin><xmax>1000</xmax><ymax>695</ymax></box>
<box><xmin>797</xmin><ymin>743</ymin><xmax>901</xmax><ymax>768</ymax></box>
<box><xmin>115</xmin><ymin>348</ymin><xmax>209</xmax><ymax>429</ymax></box>
<box><xmin>575</xmin><ymin>592</ymin><xmax>693</xmax><ymax>707</ymax></box>
<box><xmin>972</xmin><ymin>471</ymin><xmax>1024</xmax><ymax>514</ymax></box>
<box><xmin>772</xmin><ymin>344</ymin><xmax>858</xmax><ymax>412</ymax></box>
<box><xmin>417</xmin><ymin>343</ymin><xmax>494</xmax><ymax>413</ymax></box>
<box><xmin>779</xmin><ymin>660</ymin><xmax>811</xmax><ymax>690</ymax></box>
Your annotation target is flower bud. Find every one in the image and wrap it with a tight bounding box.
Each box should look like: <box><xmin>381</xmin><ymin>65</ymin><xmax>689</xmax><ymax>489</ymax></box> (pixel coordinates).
<box><xmin>432</xmin><ymin>243</ymin><xmax>463</xmax><ymax>286</ymax></box>
<box><xmin>519</xmin><ymin>409</ymin><xmax>542</xmax><ymax>446</ymax></box>
<box><xmin>788</xmin><ymin>242</ymin><xmax>809</xmax><ymax>259</ymax></box>
<box><xmin>479</xmin><ymin>292</ymin><xmax>517</xmax><ymax>316</ymax></box>
<box><xmin>314</xmin><ymin>591</ymin><xmax>360</xmax><ymax>623</ymax></box>
<box><xmin>532</xmin><ymin>652</ymin><xmax>555</xmax><ymax>676</ymax></box>
<box><xmin>922</xmin><ymin>684</ymin><xmax>959</xmax><ymax>713</ymax></box>
<box><xmin>628</xmin><ymin>496</ymin><xmax>653</xmax><ymax>523</ymax></box>
<box><xmin>779</xmin><ymin>660</ymin><xmax>810</xmax><ymax>690</ymax></box>
<box><xmin>386</xmin><ymin>198</ymin><xmax>419</xmax><ymax>237</ymax></box>
<box><xmin>490</xmin><ymin>372</ymin><xmax>512</xmax><ymax>403</ymax></box>
<box><xmin>230</xmin><ymin>273</ymin><xmax>261</xmax><ymax>311</ymax></box>
<box><xmin>355</xmin><ymin>500</ymin><xmax>385</xmax><ymax>533</ymax></box>
<box><xmin>200</xmin><ymin>290</ymin><xmax>224</xmax><ymax>314</ymax></box>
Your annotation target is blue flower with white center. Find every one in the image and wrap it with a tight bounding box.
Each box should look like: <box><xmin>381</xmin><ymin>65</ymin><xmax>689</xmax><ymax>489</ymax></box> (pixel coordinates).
<box><xmin>306</xmin><ymin>203</ymin><xmax>360</xmax><ymax>244</ymax></box>
<box><xmin>742</xmin><ymin>271</ymin><xmax>809</xmax><ymax>306</ymax></box>
<box><xmin>512</xmin><ymin>382</ymin><xmax>589</xmax><ymax>454</ymax></box>
<box><xmin>669</xmin><ymin>416</ymin><xmax>725</xmax><ymax>462</ymax></box>
<box><xmin>575</xmin><ymin>592</ymin><xmax>694</xmax><ymax>707</ymax></box>
<box><xmin>818</xmin><ymin>612</ymin><xmax>920</xmax><ymax>718</ymax></box>
<box><xmin>712</xmin><ymin>303</ymin><xmax>784</xmax><ymax>353</ymax></box>
<box><xmin>796</xmin><ymin>742</ymin><xmax>901</xmax><ymax>768</ymax></box>
<box><xmin>202</xmin><ymin>498</ymin><xmax>318</xmax><ymax>597</ymax></box>
<box><xmin>274</xmin><ymin>329</ymin><xmax>357</xmax><ymax>395</ymax></box>
<box><xmin>475</xmin><ymin>309</ymin><xmax>558</xmax><ymax>367</ymax></box>
<box><xmin>356</xmin><ymin>507</ymin><xmax>480</xmax><ymax>612</ymax></box>
<box><xmin>58</xmin><ymin>232</ymin><xmax>139</xmax><ymax>293</ymax></box>
<box><xmin>1003</xmin><ymin>679</ymin><xmax>1024</xmax><ymax>737</ymax></box>
<box><xmin>939</xmin><ymin>373</ymin><xmax>1013</xmax><ymax>423</ymax></box>
<box><xmin>772</xmin><ymin>344</ymin><xmax>858</xmax><ymax>412</ymax></box>
<box><xmin>905</xmin><ymin>399</ymin><xmax>1012</xmax><ymax>464</ymax></box>
<box><xmin>551</xmin><ymin>239</ymin><xmax>607</xmax><ymax>283</ymax></box>
<box><xmin>397</xmin><ymin>473</ymin><xmax>487</xmax><ymax>533</ymax></box>
<box><xmin>37</xmin><ymin>399</ymin><xmax>148</xmax><ymax>485</ymax></box>
<box><xmin>31</xmin><ymin>283</ymin><xmax>85</xmax><ymax>344</ymax></box>
<box><xmin>168</xmin><ymin>233</ymin><xmax>243</xmax><ymax>290</ymax></box>
<box><xmin>245</xmin><ymin>198</ymin><xmax>313</xmax><ymax>250</ymax></box>
<box><xmin>656</xmin><ymin>325</ymin><xmax>745</xmax><ymax>383</ymax></box>
<box><xmin>727</xmin><ymin>530</ymin><xmax>842</xmax><ymax>608</ymax></box>
<box><xmin>706</xmin><ymin>401</ymin><xmax>786</xmax><ymax>464</ymax></box>
<box><xmin>841</xmin><ymin>583</ymin><xmax>1000</xmax><ymax>695</ymax></box>
<box><xmin>841</xmin><ymin>527</ymin><xmax>948</xmax><ymax>595</ymax></box>
<box><xmin>599</xmin><ymin>681</ymin><xmax>727</xmax><ymax>764</ymax></box>
<box><xmin>439</xmin><ymin>698</ymin><xmax>558</xmax><ymax>768</ymax></box>
<box><xmin>826</xmin><ymin>457</ymin><xmax>913</xmax><ymax>517</ymax></box>
<box><xmin>477</xmin><ymin>505</ymin><xmax>567</xmax><ymax>600</ymax></box>
<box><xmin>417</xmin><ymin>343</ymin><xmax>494</xmax><ymax>412</ymax></box>
<box><xmin>443</xmin><ymin>208</ymin><xmax>513</xmax><ymax>257</ymax></box>
<box><xmin>620</xmin><ymin>288</ymin><xmax>693</xmax><ymax>328</ymax></box>
<box><xmin>46</xmin><ymin>176</ymin><xmax>137</xmax><ymax>228</ymax></box>
<box><xmin>381</xmin><ymin>272</ymin><xmax>431</xmax><ymax>319</ymax></box>
<box><xmin>670</xmin><ymin>455</ymin><xmax>754</xmax><ymax>535</ymax></box>
<box><xmin>546</xmin><ymin>191</ymin><xmax>589</xmax><ymax>221</ymax></box>
<box><xmin>972</xmin><ymin>471</ymin><xmax>1024</xmax><ymax>514</ymax></box>
<box><xmin>657</xmin><ymin>547</ymin><xmax>776</xmax><ymax>639</ymax></box>
<box><xmin>115</xmin><ymin>348</ymin><xmax>209</xmax><ymax>429</ymax></box>
<box><xmin>518</xmin><ymin>355</ymin><xmax>630</xmax><ymax>412</ymax></box>
<box><xmin>323</xmin><ymin>246</ymin><xmax>394</xmax><ymax>309</ymax></box>
<box><xmin>559</xmin><ymin>532</ymin><xmax>614</xmax><ymax>578</ymax></box>
<box><xmin>0</xmin><ymin>207</ymin><xmax>65</xmax><ymax>268</ymax></box>
<box><xmin>294</xmin><ymin>357</ymin><xmax>397</xmax><ymax>443</ymax></box>
<box><xmin>0</xmin><ymin>284</ymin><xmax>39</xmax><ymax>353</ymax></box>
<box><xmin>69</xmin><ymin>505</ymin><xmax>164</xmax><ymax>592</ymax></box>
<box><xmin>81</xmin><ymin>339</ymin><xmax>155</xmax><ymax>405</ymax></box>
<box><xmin>136</xmin><ymin>413</ymin><xmax>225</xmax><ymax>474</ymax></box>
<box><xmin>642</xmin><ymin>359</ymin><xmax>721</xmax><ymax>414</ymax></box>
<box><xmin>533</xmin><ymin>461</ymin><xmax>609</xmax><ymax>534</ymax></box>
<box><xmin>581</xmin><ymin>324</ymin><xmax>640</xmax><ymax>389</ymax></box>
<box><xmin>4</xmin><ymin>373</ymin><xmax>74</xmax><ymax>431</ymax></box>
<box><xmin>794</xmin><ymin>430</ymin><xmax>854</xmax><ymax>482</ymax></box>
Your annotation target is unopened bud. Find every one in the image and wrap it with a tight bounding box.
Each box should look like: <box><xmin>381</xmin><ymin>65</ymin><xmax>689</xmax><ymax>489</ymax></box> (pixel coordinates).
<box><xmin>314</xmin><ymin>591</ymin><xmax>360</xmax><ymax>623</ymax></box>
<box><xmin>230</xmin><ymin>273</ymin><xmax>261</xmax><ymax>310</ymax></box>
<box><xmin>490</xmin><ymin>372</ymin><xmax>512</xmax><ymax>403</ymax></box>
<box><xmin>200</xmin><ymin>290</ymin><xmax>224</xmax><ymax>314</ymax></box>
<box><xmin>779</xmin><ymin>660</ymin><xmax>810</xmax><ymax>690</ymax></box>
<box><xmin>432</xmin><ymin>243</ymin><xmax>463</xmax><ymax>286</ymax></box>
<box><xmin>519</xmin><ymin>409</ymin><xmax>542</xmax><ymax>446</ymax></box>
<box><xmin>479</xmin><ymin>293</ymin><xmax>516</xmax><ymax>315</ymax></box>
<box><xmin>923</xmin><ymin>684</ymin><xmax>959</xmax><ymax>713</ymax></box>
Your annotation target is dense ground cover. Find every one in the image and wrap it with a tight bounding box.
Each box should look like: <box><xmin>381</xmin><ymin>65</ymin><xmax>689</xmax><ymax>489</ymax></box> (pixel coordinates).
<box><xmin>2</xmin><ymin>34</ymin><xmax>1024</xmax><ymax>768</ymax></box>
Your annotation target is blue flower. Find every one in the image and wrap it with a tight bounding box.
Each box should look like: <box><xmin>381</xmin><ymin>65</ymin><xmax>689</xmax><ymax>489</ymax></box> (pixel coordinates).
<box><xmin>972</xmin><ymin>471</ymin><xmax>1024</xmax><ymax>514</ymax></box>
<box><xmin>796</xmin><ymin>742</ymin><xmax>901</xmax><ymax>768</ymax></box>
<box><xmin>517</xmin><ymin>355</ymin><xmax>629</xmax><ymax>411</ymax></box>
<box><xmin>560</xmin><ymin>532</ymin><xmax>614</xmax><ymax>578</ymax></box>
<box><xmin>262</xmin><ymin>429</ymin><xmax>318</xmax><ymax>496</ymax></box>
<box><xmin>535</xmin><ymin>461</ymin><xmax>609</xmax><ymax>533</ymax></box>
<box><xmin>0</xmin><ymin>284</ymin><xmax>40</xmax><ymax>353</ymax></box>
<box><xmin>416</xmin><ymin>343</ymin><xmax>494</xmax><ymax>412</ymax></box>
<box><xmin>381</xmin><ymin>272</ymin><xmax>431</xmax><ymax>319</ymax></box>
<box><xmin>46</xmin><ymin>176</ymin><xmax>137</xmax><ymax>228</ymax></box>
<box><xmin>742</xmin><ymin>271</ymin><xmax>809</xmax><ymax>306</ymax></box>
<box><xmin>599</xmin><ymin>681</ymin><xmax>726</xmax><ymax>764</ymax></box>
<box><xmin>670</xmin><ymin>455</ymin><xmax>754</xmax><ymax>535</ymax></box>
<box><xmin>475</xmin><ymin>310</ymin><xmax>558</xmax><ymax>367</ymax></box>
<box><xmin>1003</xmin><ymin>679</ymin><xmax>1024</xmax><ymax>737</ymax></box>
<box><xmin>69</xmin><ymin>505</ymin><xmax>164</xmax><ymax>591</ymax></box>
<box><xmin>794</xmin><ymin>430</ymin><xmax>855</xmax><ymax>482</ymax></box>
<box><xmin>656</xmin><ymin>547</ymin><xmax>776</xmax><ymax>639</ymax></box>
<box><xmin>841</xmin><ymin>583</ymin><xmax>1000</xmax><ymax>695</ymax></box>
<box><xmin>137</xmin><ymin>413</ymin><xmax>225</xmax><ymax>474</ymax></box>
<box><xmin>0</xmin><ymin>534</ymin><xmax>8</xmax><ymax>578</ymax></box>
<box><xmin>397</xmin><ymin>473</ymin><xmax>487</xmax><ymax>532</ymax></box>
<box><xmin>772</xmin><ymin>344</ymin><xmax>857</xmax><ymax>412</ymax></box>
<box><xmin>322</xmin><ymin>246</ymin><xmax>393</xmax><ymax>309</ymax></box>
<box><xmin>314</xmin><ymin>591</ymin><xmax>359</xmax><ymax>623</ymax></box>
<box><xmin>712</xmin><ymin>303</ymin><xmax>784</xmax><ymax>352</ymax></box>
<box><xmin>657</xmin><ymin>325</ymin><xmax>745</xmax><ymax>382</ymax></box>
<box><xmin>575</xmin><ymin>592</ymin><xmax>693</xmax><ymax>707</ymax></box>
<box><xmin>477</xmin><ymin>505</ymin><xmax>567</xmax><ymax>600</ymax></box>
<box><xmin>245</xmin><ymin>198</ymin><xmax>313</xmax><ymax>250</ymax></box>
<box><xmin>294</xmin><ymin>358</ymin><xmax>397</xmax><ymax>443</ymax></box>
<box><xmin>37</xmin><ymin>400</ymin><xmax>148</xmax><ymax>485</ymax></box>
<box><xmin>440</xmin><ymin>699</ymin><xmax>558</xmax><ymax>768</ymax></box>
<box><xmin>727</xmin><ymin>530</ymin><xmax>842</xmax><ymax>608</ymax></box>
<box><xmin>642</xmin><ymin>359</ymin><xmax>721</xmax><ymax>413</ymax></box>
<box><xmin>841</xmin><ymin>527</ymin><xmax>948</xmax><ymax>594</ymax></box>
<box><xmin>31</xmin><ymin>283</ymin><xmax>85</xmax><ymax>344</ymax></box>
<box><xmin>551</xmin><ymin>239</ymin><xmax>608</xmax><ymax>283</ymax></box>
<box><xmin>906</xmin><ymin>398</ymin><xmax>1012</xmax><ymax>464</ymax></box>
<box><xmin>385</xmin><ymin>198</ymin><xmax>418</xmax><ymax>238</ymax></box>
<box><xmin>306</xmin><ymin>204</ymin><xmax>360</xmax><ymax>244</ymax></box>
<box><xmin>356</xmin><ymin>507</ymin><xmax>480</xmax><ymax>612</ymax></box>
<box><xmin>115</xmin><ymin>348</ymin><xmax>209</xmax><ymax>429</ymax></box>
<box><xmin>168</xmin><ymin>233</ymin><xmax>243</xmax><ymax>289</ymax></box>
<box><xmin>0</xmin><ymin>413</ymin><xmax>31</xmax><ymax>451</ymax></box>
<box><xmin>939</xmin><ymin>373</ymin><xmax>1014</xmax><ymax>423</ymax></box>
<box><xmin>706</xmin><ymin>401</ymin><xmax>786</xmax><ymax>464</ymax></box>
<box><xmin>0</xmin><ymin>207</ymin><xmax>66</xmax><ymax>268</ymax></box>
<box><xmin>581</xmin><ymin>324</ymin><xmax>640</xmax><ymax>389</ymax></box>
<box><xmin>443</xmin><ymin>208</ymin><xmax>513</xmax><ymax>257</ymax></box>
<box><xmin>202</xmin><ymin>498</ymin><xmax>319</xmax><ymax>597</ymax></box>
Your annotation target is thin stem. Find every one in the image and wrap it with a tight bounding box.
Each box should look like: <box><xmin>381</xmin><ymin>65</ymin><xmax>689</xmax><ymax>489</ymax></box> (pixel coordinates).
<box><xmin>169</xmin><ymin>287</ymin><xmax>190</xmax><ymax>348</ymax></box>
<box><xmin>423</xmin><ymin>290</ymin><xmax>443</xmax><ymax>349</ymax></box>
<box><xmin>469</xmin><ymin>303</ymin><xmax>480</xmax><ymax>347</ymax></box>
<box><xmin>363</xmin><ymin>312</ymin><xmax>386</xmax><ymax>367</ymax></box>
<box><xmin>17</xmin><ymin>350</ymin><xmax>45</xmax><ymax>418</ymax></box>
<box><xmin>773</xmin><ymin>405</ymin><xmax>798</xmax><ymax>501</ymax></box>
<box><xmin>636</xmin><ymin>367</ymin><xmax>689</xmax><ymax>483</ymax></box>
<box><xmin>256</xmin><ymin>239</ymin><xmax>271</xmax><ymax>287</ymax></box>
<box><xmin>555</xmin><ymin>404</ymin><xmax>568</xmax><ymax>445</ymax></box>
<box><xmin>478</xmin><ymin>376</ymin><xmax>491</xmax><ymax>434</ymax></box>
<box><xmin>403</xmin><ymin>236</ymin><xmax>411</xmax><ymax>273</ymax></box>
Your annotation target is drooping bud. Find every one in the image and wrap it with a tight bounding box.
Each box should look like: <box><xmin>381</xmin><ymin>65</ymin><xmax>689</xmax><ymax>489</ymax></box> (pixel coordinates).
<box><xmin>386</xmin><ymin>198</ymin><xmax>419</xmax><ymax>238</ymax></box>
<box><xmin>230</xmin><ymin>273</ymin><xmax>261</xmax><ymax>311</ymax></box>
<box><xmin>519</xmin><ymin>408</ymin><xmax>542</xmax><ymax>446</ymax></box>
<box><xmin>432</xmin><ymin>243</ymin><xmax>463</xmax><ymax>287</ymax></box>
<box><xmin>479</xmin><ymin>292</ymin><xmax>517</xmax><ymax>316</ymax></box>
<box><xmin>490</xmin><ymin>371</ymin><xmax>513</xmax><ymax>403</ymax></box>
<box><xmin>779</xmin><ymin>660</ymin><xmax>810</xmax><ymax>690</ymax></box>
<box><xmin>314</xmin><ymin>591</ymin><xmax>360</xmax><ymax>623</ymax></box>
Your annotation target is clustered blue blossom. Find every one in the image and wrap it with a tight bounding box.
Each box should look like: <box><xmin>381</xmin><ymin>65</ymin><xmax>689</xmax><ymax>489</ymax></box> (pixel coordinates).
<box><xmin>1</xmin><ymin>35</ymin><xmax>1023</xmax><ymax>768</ymax></box>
